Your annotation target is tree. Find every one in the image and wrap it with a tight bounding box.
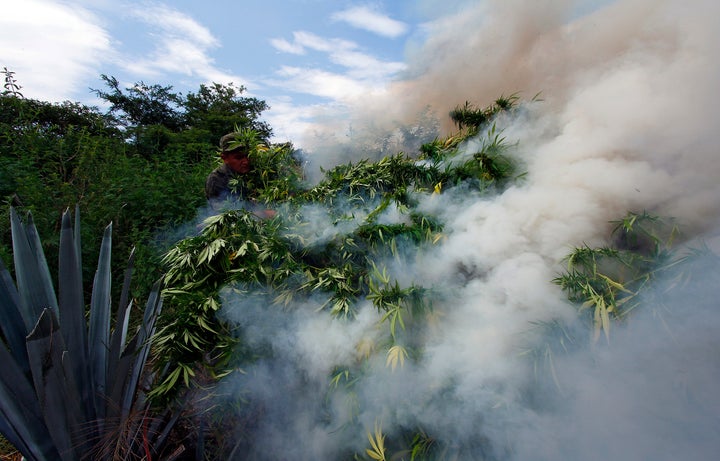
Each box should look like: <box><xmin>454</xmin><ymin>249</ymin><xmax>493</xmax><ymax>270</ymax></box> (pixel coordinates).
<box><xmin>184</xmin><ymin>82</ymin><xmax>272</xmax><ymax>143</ymax></box>
<box><xmin>92</xmin><ymin>75</ymin><xmax>185</xmax><ymax>131</ymax></box>
<box><xmin>1</xmin><ymin>67</ymin><xmax>23</xmax><ymax>98</ymax></box>
<box><xmin>92</xmin><ymin>76</ymin><xmax>273</xmax><ymax>159</ymax></box>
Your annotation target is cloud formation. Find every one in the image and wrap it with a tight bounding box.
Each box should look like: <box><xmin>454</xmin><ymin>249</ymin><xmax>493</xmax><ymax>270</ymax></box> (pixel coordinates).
<box><xmin>124</xmin><ymin>4</ymin><xmax>242</xmax><ymax>86</ymax></box>
<box><xmin>331</xmin><ymin>6</ymin><xmax>409</xmax><ymax>38</ymax></box>
<box><xmin>270</xmin><ymin>31</ymin><xmax>406</xmax><ymax>79</ymax></box>
<box><xmin>265</xmin><ymin>29</ymin><xmax>407</xmax><ymax>142</ymax></box>
<box><xmin>0</xmin><ymin>0</ymin><xmax>111</xmax><ymax>102</ymax></box>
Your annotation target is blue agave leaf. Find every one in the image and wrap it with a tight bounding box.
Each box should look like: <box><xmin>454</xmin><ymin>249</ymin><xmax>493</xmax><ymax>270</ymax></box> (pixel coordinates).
<box><xmin>0</xmin><ymin>334</ymin><xmax>59</xmax><ymax>461</ymax></box>
<box><xmin>107</xmin><ymin>247</ymin><xmax>136</xmax><ymax>386</ymax></box>
<box><xmin>88</xmin><ymin>223</ymin><xmax>112</xmax><ymax>423</ymax></box>
<box><xmin>58</xmin><ymin>208</ymin><xmax>95</xmax><ymax>427</ymax></box>
<box><xmin>122</xmin><ymin>280</ymin><xmax>163</xmax><ymax>422</ymax></box>
<box><xmin>0</xmin><ymin>258</ymin><xmax>29</xmax><ymax>372</ymax></box>
<box><xmin>9</xmin><ymin>208</ymin><xmax>56</xmax><ymax>331</ymax></box>
<box><xmin>26</xmin><ymin>309</ymin><xmax>81</xmax><ymax>461</ymax></box>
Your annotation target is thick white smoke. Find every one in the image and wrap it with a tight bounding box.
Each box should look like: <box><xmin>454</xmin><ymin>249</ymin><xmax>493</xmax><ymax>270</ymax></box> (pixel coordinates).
<box><xmin>215</xmin><ymin>0</ymin><xmax>720</xmax><ymax>459</ymax></box>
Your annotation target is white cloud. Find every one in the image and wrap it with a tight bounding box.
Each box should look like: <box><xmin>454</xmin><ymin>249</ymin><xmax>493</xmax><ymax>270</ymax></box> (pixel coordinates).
<box><xmin>270</xmin><ymin>31</ymin><xmax>406</xmax><ymax>80</ymax></box>
<box><xmin>263</xmin><ymin>96</ymin><xmax>341</xmax><ymax>145</ymax></box>
<box><xmin>0</xmin><ymin>0</ymin><xmax>111</xmax><ymax>102</ymax></box>
<box><xmin>125</xmin><ymin>4</ymin><xmax>246</xmax><ymax>86</ymax></box>
<box><xmin>331</xmin><ymin>49</ymin><xmax>406</xmax><ymax>79</ymax></box>
<box><xmin>274</xmin><ymin>66</ymin><xmax>369</xmax><ymax>100</ymax></box>
<box><xmin>331</xmin><ymin>6</ymin><xmax>409</xmax><ymax>38</ymax></box>
<box><xmin>270</xmin><ymin>37</ymin><xmax>305</xmax><ymax>55</ymax></box>
<box><xmin>265</xmin><ymin>27</ymin><xmax>407</xmax><ymax>144</ymax></box>
<box><xmin>130</xmin><ymin>5</ymin><xmax>218</xmax><ymax>47</ymax></box>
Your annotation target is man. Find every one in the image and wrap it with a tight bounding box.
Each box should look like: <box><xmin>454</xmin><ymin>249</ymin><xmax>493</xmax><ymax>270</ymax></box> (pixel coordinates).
<box><xmin>205</xmin><ymin>131</ymin><xmax>275</xmax><ymax>218</ymax></box>
<box><xmin>205</xmin><ymin>132</ymin><xmax>251</xmax><ymax>202</ymax></box>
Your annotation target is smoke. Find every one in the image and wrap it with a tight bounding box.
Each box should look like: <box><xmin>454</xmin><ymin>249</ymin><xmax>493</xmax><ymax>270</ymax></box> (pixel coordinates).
<box><xmin>208</xmin><ymin>0</ymin><xmax>720</xmax><ymax>459</ymax></box>
<box><xmin>511</xmin><ymin>254</ymin><xmax>720</xmax><ymax>461</ymax></box>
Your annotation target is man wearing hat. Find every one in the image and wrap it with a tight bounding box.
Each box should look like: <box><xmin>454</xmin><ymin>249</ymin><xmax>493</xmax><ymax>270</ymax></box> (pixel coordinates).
<box><xmin>205</xmin><ymin>131</ymin><xmax>251</xmax><ymax>202</ymax></box>
<box><xmin>205</xmin><ymin>131</ymin><xmax>275</xmax><ymax>218</ymax></box>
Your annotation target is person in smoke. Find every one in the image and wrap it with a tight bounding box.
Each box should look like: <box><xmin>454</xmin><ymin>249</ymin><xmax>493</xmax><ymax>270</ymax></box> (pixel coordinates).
<box><xmin>205</xmin><ymin>131</ymin><xmax>275</xmax><ymax>218</ymax></box>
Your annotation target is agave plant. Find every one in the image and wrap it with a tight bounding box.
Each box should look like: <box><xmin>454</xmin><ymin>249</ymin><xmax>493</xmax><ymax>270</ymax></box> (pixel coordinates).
<box><xmin>0</xmin><ymin>206</ymin><xmax>177</xmax><ymax>460</ymax></box>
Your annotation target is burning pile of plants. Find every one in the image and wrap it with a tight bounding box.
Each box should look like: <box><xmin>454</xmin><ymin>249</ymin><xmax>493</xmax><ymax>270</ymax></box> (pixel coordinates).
<box><xmin>149</xmin><ymin>97</ymin><xmax>716</xmax><ymax>459</ymax></box>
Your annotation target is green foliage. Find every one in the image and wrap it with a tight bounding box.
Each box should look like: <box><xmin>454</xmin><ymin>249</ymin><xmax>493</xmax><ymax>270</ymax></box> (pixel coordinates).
<box><xmin>0</xmin><ymin>73</ymin><xmax>273</xmax><ymax>306</ymax></box>
<box><xmin>449</xmin><ymin>94</ymin><xmax>518</xmax><ymax>130</ymax></box>
<box><xmin>0</xmin><ymin>207</ymin><xmax>178</xmax><ymax>460</ymax></box>
<box><xmin>2</xmin><ymin>67</ymin><xmax>23</xmax><ymax>98</ymax></box>
<box><xmin>92</xmin><ymin>74</ymin><xmax>185</xmax><ymax>130</ymax></box>
<box><xmin>554</xmin><ymin>211</ymin><xmax>683</xmax><ymax>341</ymax></box>
<box><xmin>223</xmin><ymin>128</ymin><xmax>305</xmax><ymax>203</ymax></box>
<box><xmin>152</xmin><ymin>209</ymin><xmax>298</xmax><ymax>397</ymax></box>
<box><xmin>184</xmin><ymin>82</ymin><xmax>272</xmax><ymax>141</ymax></box>
<box><xmin>92</xmin><ymin>75</ymin><xmax>272</xmax><ymax>146</ymax></box>
<box><xmin>153</xmin><ymin>99</ymin><xmax>520</xmax><ymax>407</ymax></box>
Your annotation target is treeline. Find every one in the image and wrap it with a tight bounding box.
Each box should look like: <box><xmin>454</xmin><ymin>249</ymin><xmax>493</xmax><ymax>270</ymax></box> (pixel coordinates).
<box><xmin>0</xmin><ymin>73</ymin><xmax>279</xmax><ymax>300</ymax></box>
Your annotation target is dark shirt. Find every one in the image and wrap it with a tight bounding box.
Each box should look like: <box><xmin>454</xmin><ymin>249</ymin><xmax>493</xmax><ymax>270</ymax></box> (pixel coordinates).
<box><xmin>206</xmin><ymin>164</ymin><xmax>232</xmax><ymax>200</ymax></box>
<box><xmin>205</xmin><ymin>164</ymin><xmax>249</xmax><ymax>202</ymax></box>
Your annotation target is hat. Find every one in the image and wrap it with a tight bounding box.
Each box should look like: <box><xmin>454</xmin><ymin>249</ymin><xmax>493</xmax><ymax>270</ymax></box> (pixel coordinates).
<box><xmin>219</xmin><ymin>132</ymin><xmax>248</xmax><ymax>154</ymax></box>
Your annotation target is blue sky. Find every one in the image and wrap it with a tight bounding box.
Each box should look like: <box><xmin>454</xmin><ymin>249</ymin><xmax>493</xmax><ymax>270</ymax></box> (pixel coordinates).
<box><xmin>3</xmin><ymin>0</ymin><xmax>692</xmax><ymax>154</ymax></box>
<box><xmin>1</xmin><ymin>0</ymin><xmax>472</xmax><ymax>145</ymax></box>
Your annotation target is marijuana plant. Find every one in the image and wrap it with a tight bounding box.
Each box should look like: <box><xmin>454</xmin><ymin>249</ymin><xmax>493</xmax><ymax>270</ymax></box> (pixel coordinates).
<box><xmin>150</xmin><ymin>99</ymin><xmax>524</xmax><ymax>459</ymax></box>
<box><xmin>554</xmin><ymin>211</ymin><xmax>683</xmax><ymax>341</ymax></box>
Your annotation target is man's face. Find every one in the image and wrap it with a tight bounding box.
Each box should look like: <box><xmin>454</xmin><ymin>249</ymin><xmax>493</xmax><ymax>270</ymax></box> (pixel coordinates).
<box><xmin>223</xmin><ymin>151</ymin><xmax>251</xmax><ymax>174</ymax></box>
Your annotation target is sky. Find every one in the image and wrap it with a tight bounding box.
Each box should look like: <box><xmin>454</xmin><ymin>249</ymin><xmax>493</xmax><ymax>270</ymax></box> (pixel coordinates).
<box><xmin>4</xmin><ymin>1</ymin><xmax>720</xmax><ymax>458</ymax></box>
<box><xmin>0</xmin><ymin>0</ymin><xmax>617</xmax><ymax>152</ymax></box>
<box><xmin>0</xmin><ymin>0</ymin><xmax>464</xmax><ymax>147</ymax></box>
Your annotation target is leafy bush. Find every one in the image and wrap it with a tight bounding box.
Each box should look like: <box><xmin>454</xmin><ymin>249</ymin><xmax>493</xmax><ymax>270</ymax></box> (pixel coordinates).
<box><xmin>554</xmin><ymin>211</ymin><xmax>684</xmax><ymax>341</ymax></box>
<box><xmin>153</xmin><ymin>102</ymin><xmax>520</xmax><ymax>403</ymax></box>
<box><xmin>0</xmin><ymin>75</ymin><xmax>272</xmax><ymax>304</ymax></box>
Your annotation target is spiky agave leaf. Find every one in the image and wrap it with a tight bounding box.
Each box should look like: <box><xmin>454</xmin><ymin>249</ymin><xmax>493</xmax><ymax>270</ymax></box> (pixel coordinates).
<box><xmin>0</xmin><ymin>258</ymin><xmax>28</xmax><ymax>372</ymax></box>
<box><xmin>106</xmin><ymin>247</ymin><xmax>136</xmax><ymax>400</ymax></box>
<box><xmin>0</xmin><ymin>333</ymin><xmax>59</xmax><ymax>461</ymax></box>
<box><xmin>9</xmin><ymin>208</ymin><xmax>58</xmax><ymax>332</ymax></box>
<box><xmin>0</xmin><ymin>207</ymin><xmax>178</xmax><ymax>460</ymax></box>
<box><xmin>88</xmin><ymin>223</ymin><xmax>113</xmax><ymax>423</ymax></box>
<box><xmin>26</xmin><ymin>308</ymin><xmax>84</xmax><ymax>461</ymax></box>
<box><xmin>58</xmin><ymin>208</ymin><xmax>96</xmax><ymax>429</ymax></box>
<box><xmin>121</xmin><ymin>280</ymin><xmax>164</xmax><ymax>422</ymax></box>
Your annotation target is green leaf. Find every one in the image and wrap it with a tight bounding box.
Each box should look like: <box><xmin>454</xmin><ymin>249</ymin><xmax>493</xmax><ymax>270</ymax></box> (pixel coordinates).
<box><xmin>26</xmin><ymin>309</ymin><xmax>80</xmax><ymax>461</ymax></box>
<box><xmin>57</xmin><ymin>209</ymin><xmax>93</xmax><ymax>424</ymax></box>
<box><xmin>88</xmin><ymin>222</ymin><xmax>112</xmax><ymax>421</ymax></box>
<box><xmin>107</xmin><ymin>247</ymin><xmax>136</xmax><ymax>386</ymax></box>
<box><xmin>0</xmin><ymin>258</ymin><xmax>29</xmax><ymax>371</ymax></box>
<box><xmin>0</xmin><ymin>334</ymin><xmax>58</xmax><ymax>461</ymax></box>
<box><xmin>10</xmin><ymin>208</ymin><xmax>57</xmax><ymax>332</ymax></box>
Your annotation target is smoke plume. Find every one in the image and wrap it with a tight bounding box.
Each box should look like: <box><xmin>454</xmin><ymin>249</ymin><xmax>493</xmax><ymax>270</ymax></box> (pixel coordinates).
<box><xmin>213</xmin><ymin>0</ymin><xmax>720</xmax><ymax>459</ymax></box>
